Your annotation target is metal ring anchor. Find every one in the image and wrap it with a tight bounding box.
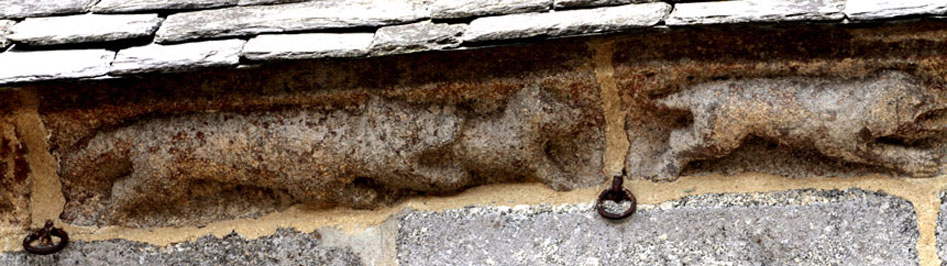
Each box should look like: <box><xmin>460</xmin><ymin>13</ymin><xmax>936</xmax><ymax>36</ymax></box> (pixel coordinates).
<box><xmin>23</xmin><ymin>220</ymin><xmax>68</xmax><ymax>255</ymax></box>
<box><xmin>595</xmin><ymin>174</ymin><xmax>637</xmax><ymax>220</ymax></box>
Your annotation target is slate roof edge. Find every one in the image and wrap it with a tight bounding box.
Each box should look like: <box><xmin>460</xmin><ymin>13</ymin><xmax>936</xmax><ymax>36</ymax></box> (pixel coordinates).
<box><xmin>0</xmin><ymin>0</ymin><xmax>945</xmax><ymax>85</ymax></box>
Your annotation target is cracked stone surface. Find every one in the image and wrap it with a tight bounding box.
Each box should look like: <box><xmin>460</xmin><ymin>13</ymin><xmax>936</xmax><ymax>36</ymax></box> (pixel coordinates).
<box><xmin>665</xmin><ymin>0</ymin><xmax>845</xmax><ymax>25</ymax></box>
<box><xmin>0</xmin><ymin>228</ymin><xmax>364</xmax><ymax>265</ymax></box>
<box><xmin>463</xmin><ymin>2</ymin><xmax>670</xmax><ymax>42</ymax></box>
<box><xmin>242</xmin><ymin>33</ymin><xmax>373</xmax><ymax>60</ymax></box>
<box><xmin>0</xmin><ymin>0</ymin><xmax>97</xmax><ymax>19</ymax></box>
<box><xmin>845</xmin><ymin>0</ymin><xmax>947</xmax><ymax>20</ymax></box>
<box><xmin>154</xmin><ymin>0</ymin><xmax>428</xmax><ymax>43</ymax></box>
<box><xmin>92</xmin><ymin>0</ymin><xmax>239</xmax><ymax>13</ymax></box>
<box><xmin>371</xmin><ymin>21</ymin><xmax>466</xmax><ymax>56</ymax></box>
<box><xmin>237</xmin><ymin>0</ymin><xmax>311</xmax><ymax>5</ymax></box>
<box><xmin>0</xmin><ymin>50</ymin><xmax>114</xmax><ymax>84</ymax></box>
<box><xmin>430</xmin><ymin>0</ymin><xmax>552</xmax><ymax>19</ymax></box>
<box><xmin>8</xmin><ymin>14</ymin><xmax>163</xmax><ymax>46</ymax></box>
<box><xmin>110</xmin><ymin>39</ymin><xmax>246</xmax><ymax>75</ymax></box>
<box><xmin>553</xmin><ymin>0</ymin><xmax>645</xmax><ymax>9</ymax></box>
<box><xmin>398</xmin><ymin>189</ymin><xmax>919</xmax><ymax>265</ymax></box>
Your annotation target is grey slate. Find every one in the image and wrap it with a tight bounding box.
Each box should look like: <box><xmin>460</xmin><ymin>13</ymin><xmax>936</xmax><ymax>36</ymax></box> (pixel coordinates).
<box><xmin>554</xmin><ymin>0</ymin><xmax>643</xmax><ymax>9</ymax></box>
<box><xmin>9</xmin><ymin>14</ymin><xmax>163</xmax><ymax>46</ymax></box>
<box><xmin>154</xmin><ymin>0</ymin><xmax>428</xmax><ymax>43</ymax></box>
<box><xmin>845</xmin><ymin>0</ymin><xmax>947</xmax><ymax>21</ymax></box>
<box><xmin>237</xmin><ymin>0</ymin><xmax>311</xmax><ymax>5</ymax></box>
<box><xmin>431</xmin><ymin>0</ymin><xmax>552</xmax><ymax>19</ymax></box>
<box><xmin>242</xmin><ymin>33</ymin><xmax>373</xmax><ymax>61</ymax></box>
<box><xmin>110</xmin><ymin>39</ymin><xmax>245</xmax><ymax>75</ymax></box>
<box><xmin>399</xmin><ymin>189</ymin><xmax>918</xmax><ymax>265</ymax></box>
<box><xmin>0</xmin><ymin>20</ymin><xmax>13</xmax><ymax>50</ymax></box>
<box><xmin>0</xmin><ymin>49</ymin><xmax>114</xmax><ymax>84</ymax></box>
<box><xmin>666</xmin><ymin>0</ymin><xmax>845</xmax><ymax>25</ymax></box>
<box><xmin>0</xmin><ymin>228</ymin><xmax>364</xmax><ymax>265</ymax></box>
<box><xmin>92</xmin><ymin>0</ymin><xmax>239</xmax><ymax>13</ymax></box>
<box><xmin>371</xmin><ymin>21</ymin><xmax>466</xmax><ymax>56</ymax></box>
<box><xmin>463</xmin><ymin>2</ymin><xmax>671</xmax><ymax>42</ymax></box>
<box><xmin>0</xmin><ymin>0</ymin><xmax>97</xmax><ymax>19</ymax></box>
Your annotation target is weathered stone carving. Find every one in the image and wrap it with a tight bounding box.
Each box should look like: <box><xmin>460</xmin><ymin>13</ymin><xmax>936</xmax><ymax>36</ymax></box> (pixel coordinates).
<box><xmin>0</xmin><ymin>126</ymin><xmax>17</xmax><ymax>214</ymax></box>
<box><xmin>649</xmin><ymin>71</ymin><xmax>945</xmax><ymax>179</ymax></box>
<box><xmin>59</xmin><ymin>86</ymin><xmax>592</xmax><ymax>223</ymax></box>
<box><xmin>0</xmin><ymin>99</ymin><xmax>29</xmax><ymax>228</ymax></box>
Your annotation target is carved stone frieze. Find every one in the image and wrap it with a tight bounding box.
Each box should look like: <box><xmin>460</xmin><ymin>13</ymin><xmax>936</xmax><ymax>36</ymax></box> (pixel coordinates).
<box><xmin>617</xmin><ymin>22</ymin><xmax>947</xmax><ymax>180</ymax></box>
<box><xmin>39</xmin><ymin>41</ymin><xmax>604</xmax><ymax>227</ymax></box>
<box><xmin>61</xmin><ymin>86</ymin><xmax>591</xmax><ymax>224</ymax></box>
<box><xmin>15</xmin><ymin>20</ymin><xmax>947</xmax><ymax>228</ymax></box>
<box><xmin>651</xmin><ymin>71</ymin><xmax>944</xmax><ymax>179</ymax></box>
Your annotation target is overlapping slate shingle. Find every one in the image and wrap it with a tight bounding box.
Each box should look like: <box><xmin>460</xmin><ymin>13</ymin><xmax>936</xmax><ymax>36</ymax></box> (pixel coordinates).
<box><xmin>0</xmin><ymin>0</ymin><xmax>97</xmax><ymax>19</ymax></box>
<box><xmin>371</xmin><ymin>21</ymin><xmax>466</xmax><ymax>56</ymax></box>
<box><xmin>110</xmin><ymin>39</ymin><xmax>245</xmax><ymax>75</ymax></box>
<box><xmin>0</xmin><ymin>49</ymin><xmax>114</xmax><ymax>84</ymax></box>
<box><xmin>92</xmin><ymin>0</ymin><xmax>239</xmax><ymax>13</ymax></box>
<box><xmin>463</xmin><ymin>2</ymin><xmax>670</xmax><ymax>43</ymax></box>
<box><xmin>9</xmin><ymin>14</ymin><xmax>163</xmax><ymax>46</ymax></box>
<box><xmin>154</xmin><ymin>0</ymin><xmax>428</xmax><ymax>43</ymax></box>
<box><xmin>845</xmin><ymin>0</ymin><xmax>947</xmax><ymax>20</ymax></box>
<box><xmin>242</xmin><ymin>33</ymin><xmax>374</xmax><ymax>60</ymax></box>
<box><xmin>0</xmin><ymin>20</ymin><xmax>13</xmax><ymax>50</ymax></box>
<box><xmin>666</xmin><ymin>0</ymin><xmax>845</xmax><ymax>25</ymax></box>
<box><xmin>0</xmin><ymin>0</ymin><xmax>943</xmax><ymax>87</ymax></box>
<box><xmin>553</xmin><ymin>0</ymin><xmax>641</xmax><ymax>9</ymax></box>
<box><xmin>431</xmin><ymin>0</ymin><xmax>552</xmax><ymax>19</ymax></box>
<box><xmin>237</xmin><ymin>0</ymin><xmax>310</xmax><ymax>5</ymax></box>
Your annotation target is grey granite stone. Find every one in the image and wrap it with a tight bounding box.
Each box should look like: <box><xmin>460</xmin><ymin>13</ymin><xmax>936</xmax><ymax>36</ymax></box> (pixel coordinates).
<box><xmin>0</xmin><ymin>20</ymin><xmax>13</xmax><ymax>50</ymax></box>
<box><xmin>9</xmin><ymin>14</ymin><xmax>163</xmax><ymax>46</ymax></box>
<box><xmin>845</xmin><ymin>0</ymin><xmax>947</xmax><ymax>21</ymax></box>
<box><xmin>554</xmin><ymin>0</ymin><xmax>646</xmax><ymax>9</ymax></box>
<box><xmin>939</xmin><ymin>191</ymin><xmax>947</xmax><ymax>265</ymax></box>
<box><xmin>371</xmin><ymin>21</ymin><xmax>465</xmax><ymax>56</ymax></box>
<box><xmin>110</xmin><ymin>39</ymin><xmax>245</xmax><ymax>75</ymax></box>
<box><xmin>242</xmin><ymin>33</ymin><xmax>373</xmax><ymax>61</ymax></box>
<box><xmin>92</xmin><ymin>0</ymin><xmax>239</xmax><ymax>13</ymax></box>
<box><xmin>431</xmin><ymin>0</ymin><xmax>552</xmax><ymax>19</ymax></box>
<box><xmin>463</xmin><ymin>2</ymin><xmax>670</xmax><ymax>42</ymax></box>
<box><xmin>0</xmin><ymin>0</ymin><xmax>97</xmax><ymax>19</ymax></box>
<box><xmin>666</xmin><ymin>0</ymin><xmax>845</xmax><ymax>25</ymax></box>
<box><xmin>0</xmin><ymin>228</ymin><xmax>364</xmax><ymax>265</ymax></box>
<box><xmin>0</xmin><ymin>49</ymin><xmax>114</xmax><ymax>84</ymax></box>
<box><xmin>399</xmin><ymin>189</ymin><xmax>918</xmax><ymax>265</ymax></box>
<box><xmin>155</xmin><ymin>0</ymin><xmax>428</xmax><ymax>43</ymax></box>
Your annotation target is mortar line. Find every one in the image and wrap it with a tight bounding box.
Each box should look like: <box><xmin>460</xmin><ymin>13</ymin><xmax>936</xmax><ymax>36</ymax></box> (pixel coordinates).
<box><xmin>11</xmin><ymin>90</ymin><xmax>65</xmax><ymax>229</ymax></box>
<box><xmin>589</xmin><ymin>39</ymin><xmax>627</xmax><ymax>177</ymax></box>
<box><xmin>916</xmin><ymin>184</ymin><xmax>941</xmax><ymax>266</ymax></box>
<box><xmin>0</xmin><ymin>173</ymin><xmax>939</xmax><ymax>263</ymax></box>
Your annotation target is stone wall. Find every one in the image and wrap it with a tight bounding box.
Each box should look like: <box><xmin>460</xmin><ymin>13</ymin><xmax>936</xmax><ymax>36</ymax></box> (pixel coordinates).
<box><xmin>2</xmin><ymin>0</ymin><xmax>947</xmax><ymax>265</ymax></box>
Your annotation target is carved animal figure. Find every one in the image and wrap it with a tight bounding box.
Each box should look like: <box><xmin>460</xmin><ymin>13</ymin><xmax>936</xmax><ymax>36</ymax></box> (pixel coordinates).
<box><xmin>654</xmin><ymin>71</ymin><xmax>945</xmax><ymax>179</ymax></box>
<box><xmin>59</xmin><ymin>86</ymin><xmax>588</xmax><ymax>221</ymax></box>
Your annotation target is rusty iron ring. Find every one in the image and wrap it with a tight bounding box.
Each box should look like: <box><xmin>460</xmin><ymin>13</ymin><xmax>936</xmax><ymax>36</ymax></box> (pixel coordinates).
<box><xmin>596</xmin><ymin>175</ymin><xmax>637</xmax><ymax>220</ymax></box>
<box><xmin>23</xmin><ymin>220</ymin><xmax>68</xmax><ymax>255</ymax></box>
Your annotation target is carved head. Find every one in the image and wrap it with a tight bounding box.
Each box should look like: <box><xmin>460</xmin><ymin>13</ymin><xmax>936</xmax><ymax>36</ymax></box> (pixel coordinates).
<box><xmin>894</xmin><ymin>73</ymin><xmax>947</xmax><ymax>139</ymax></box>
